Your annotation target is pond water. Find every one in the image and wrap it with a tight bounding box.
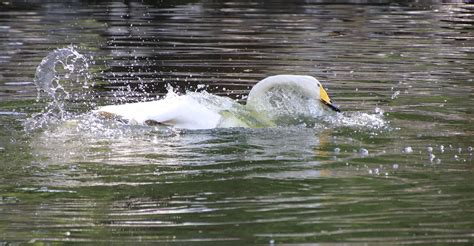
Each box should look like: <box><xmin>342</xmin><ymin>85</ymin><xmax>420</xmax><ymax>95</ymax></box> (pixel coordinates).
<box><xmin>1</xmin><ymin>0</ymin><xmax>473</xmax><ymax>244</ymax></box>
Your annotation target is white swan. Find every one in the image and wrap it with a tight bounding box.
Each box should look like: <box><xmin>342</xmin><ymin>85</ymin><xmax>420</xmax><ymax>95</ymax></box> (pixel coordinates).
<box><xmin>96</xmin><ymin>75</ymin><xmax>340</xmax><ymax>129</ymax></box>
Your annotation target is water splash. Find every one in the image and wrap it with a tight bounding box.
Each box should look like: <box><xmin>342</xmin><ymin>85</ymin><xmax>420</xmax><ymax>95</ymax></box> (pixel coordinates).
<box><xmin>95</xmin><ymin>85</ymin><xmax>389</xmax><ymax>131</ymax></box>
<box><xmin>26</xmin><ymin>46</ymin><xmax>388</xmax><ymax>134</ymax></box>
<box><xmin>34</xmin><ymin>46</ymin><xmax>91</xmax><ymax>119</ymax></box>
<box><xmin>27</xmin><ymin>46</ymin><xmax>92</xmax><ymax>130</ymax></box>
<box><xmin>247</xmin><ymin>83</ymin><xmax>325</xmax><ymax>125</ymax></box>
<box><xmin>324</xmin><ymin>111</ymin><xmax>388</xmax><ymax>130</ymax></box>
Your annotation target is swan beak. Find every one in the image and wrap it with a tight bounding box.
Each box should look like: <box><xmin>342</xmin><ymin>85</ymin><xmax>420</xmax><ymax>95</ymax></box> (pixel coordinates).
<box><xmin>320</xmin><ymin>86</ymin><xmax>341</xmax><ymax>112</ymax></box>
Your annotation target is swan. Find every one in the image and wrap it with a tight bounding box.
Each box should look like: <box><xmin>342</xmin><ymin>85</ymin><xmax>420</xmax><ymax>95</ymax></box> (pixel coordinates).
<box><xmin>96</xmin><ymin>75</ymin><xmax>340</xmax><ymax>129</ymax></box>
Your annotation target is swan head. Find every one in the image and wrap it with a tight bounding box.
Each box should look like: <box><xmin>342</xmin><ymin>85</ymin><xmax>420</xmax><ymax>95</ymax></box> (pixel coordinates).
<box><xmin>246</xmin><ymin>75</ymin><xmax>340</xmax><ymax>117</ymax></box>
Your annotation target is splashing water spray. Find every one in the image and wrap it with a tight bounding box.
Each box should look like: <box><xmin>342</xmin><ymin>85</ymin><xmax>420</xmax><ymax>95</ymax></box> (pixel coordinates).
<box><xmin>33</xmin><ymin>46</ymin><xmax>92</xmax><ymax>122</ymax></box>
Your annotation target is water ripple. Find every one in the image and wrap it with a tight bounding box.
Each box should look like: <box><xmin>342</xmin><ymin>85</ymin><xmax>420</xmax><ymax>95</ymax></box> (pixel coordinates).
<box><xmin>1</xmin><ymin>0</ymin><xmax>473</xmax><ymax>244</ymax></box>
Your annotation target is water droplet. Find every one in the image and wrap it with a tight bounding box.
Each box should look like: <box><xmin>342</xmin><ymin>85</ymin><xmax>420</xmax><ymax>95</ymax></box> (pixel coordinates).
<box><xmin>440</xmin><ymin>145</ymin><xmax>445</xmax><ymax>153</ymax></box>
<box><xmin>427</xmin><ymin>147</ymin><xmax>433</xmax><ymax>153</ymax></box>
<box><xmin>429</xmin><ymin>153</ymin><xmax>436</xmax><ymax>163</ymax></box>
<box><xmin>392</xmin><ymin>164</ymin><xmax>399</xmax><ymax>169</ymax></box>
<box><xmin>197</xmin><ymin>84</ymin><xmax>206</xmax><ymax>89</ymax></box>
<box><xmin>391</xmin><ymin>90</ymin><xmax>400</xmax><ymax>99</ymax></box>
<box><xmin>374</xmin><ymin>107</ymin><xmax>384</xmax><ymax>115</ymax></box>
<box><xmin>403</xmin><ymin>146</ymin><xmax>413</xmax><ymax>154</ymax></box>
<box><xmin>334</xmin><ymin>147</ymin><xmax>340</xmax><ymax>154</ymax></box>
<box><xmin>359</xmin><ymin>148</ymin><xmax>369</xmax><ymax>156</ymax></box>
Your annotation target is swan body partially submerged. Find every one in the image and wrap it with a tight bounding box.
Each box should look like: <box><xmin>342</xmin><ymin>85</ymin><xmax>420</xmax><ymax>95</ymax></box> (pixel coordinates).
<box><xmin>96</xmin><ymin>75</ymin><xmax>340</xmax><ymax>129</ymax></box>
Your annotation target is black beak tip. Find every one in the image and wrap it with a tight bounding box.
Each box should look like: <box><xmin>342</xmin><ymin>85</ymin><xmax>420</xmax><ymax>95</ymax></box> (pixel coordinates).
<box><xmin>322</xmin><ymin>100</ymin><xmax>341</xmax><ymax>113</ymax></box>
<box><xmin>329</xmin><ymin>103</ymin><xmax>341</xmax><ymax>113</ymax></box>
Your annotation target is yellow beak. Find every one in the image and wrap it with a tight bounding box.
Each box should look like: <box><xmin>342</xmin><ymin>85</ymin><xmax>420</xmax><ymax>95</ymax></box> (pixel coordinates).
<box><xmin>320</xmin><ymin>86</ymin><xmax>341</xmax><ymax>112</ymax></box>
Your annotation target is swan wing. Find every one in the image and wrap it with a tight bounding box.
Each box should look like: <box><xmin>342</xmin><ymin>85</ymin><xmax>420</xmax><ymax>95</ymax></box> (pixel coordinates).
<box><xmin>96</xmin><ymin>96</ymin><xmax>222</xmax><ymax>129</ymax></box>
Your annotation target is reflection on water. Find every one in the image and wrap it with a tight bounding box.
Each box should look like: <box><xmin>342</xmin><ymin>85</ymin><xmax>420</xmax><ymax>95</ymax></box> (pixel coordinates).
<box><xmin>1</xmin><ymin>0</ymin><xmax>473</xmax><ymax>244</ymax></box>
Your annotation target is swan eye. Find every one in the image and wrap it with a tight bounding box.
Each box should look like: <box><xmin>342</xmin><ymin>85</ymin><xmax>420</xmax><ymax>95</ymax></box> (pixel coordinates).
<box><xmin>317</xmin><ymin>84</ymin><xmax>321</xmax><ymax>87</ymax></box>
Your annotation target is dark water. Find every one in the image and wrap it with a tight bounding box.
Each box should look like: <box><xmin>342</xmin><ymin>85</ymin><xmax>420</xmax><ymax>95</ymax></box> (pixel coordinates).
<box><xmin>1</xmin><ymin>0</ymin><xmax>473</xmax><ymax>244</ymax></box>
